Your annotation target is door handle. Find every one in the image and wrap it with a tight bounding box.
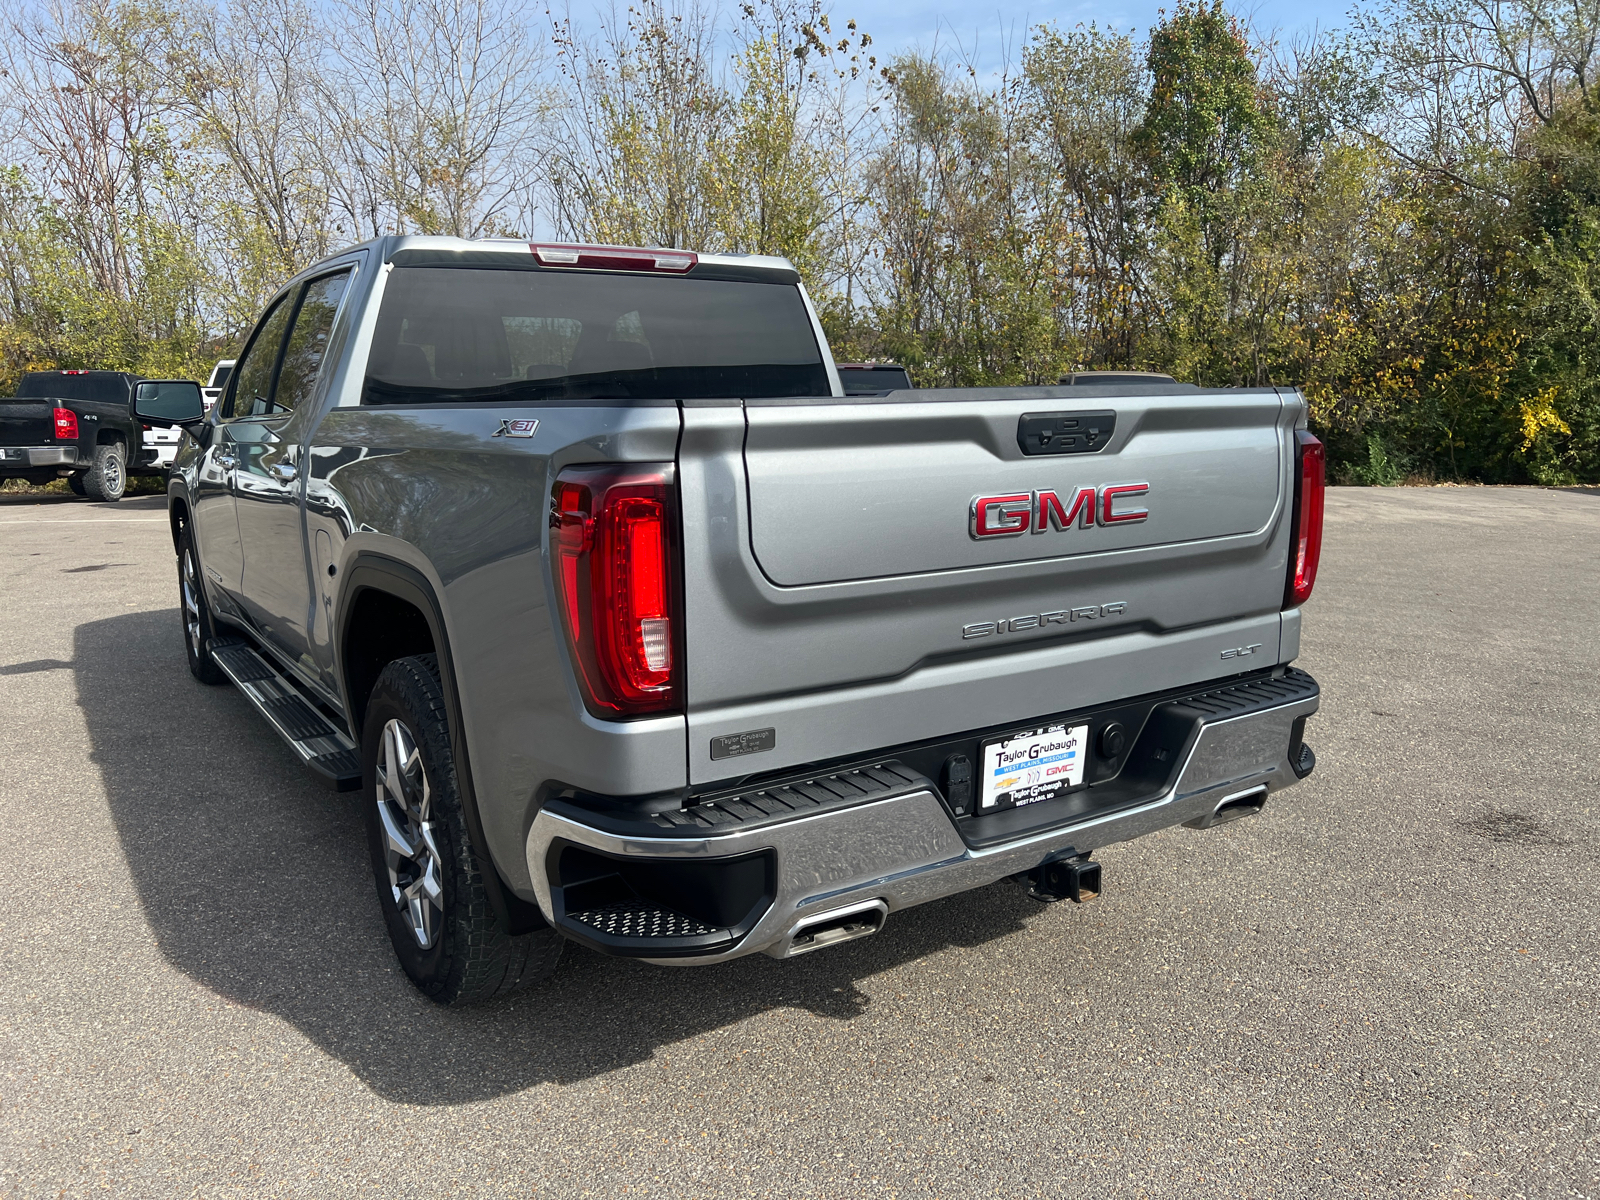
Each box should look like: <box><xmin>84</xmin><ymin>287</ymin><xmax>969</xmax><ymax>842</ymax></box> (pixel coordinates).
<box><xmin>271</xmin><ymin>461</ymin><xmax>298</xmax><ymax>483</ymax></box>
<box><xmin>216</xmin><ymin>452</ymin><xmax>237</xmax><ymax>470</ymax></box>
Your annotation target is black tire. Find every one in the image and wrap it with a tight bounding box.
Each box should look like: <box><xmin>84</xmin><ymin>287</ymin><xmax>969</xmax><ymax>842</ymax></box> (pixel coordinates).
<box><xmin>82</xmin><ymin>441</ymin><xmax>125</xmax><ymax>502</ymax></box>
<box><xmin>177</xmin><ymin>524</ymin><xmax>225</xmax><ymax>685</ymax></box>
<box><xmin>66</xmin><ymin>473</ymin><xmax>86</xmax><ymax>496</ymax></box>
<box><xmin>362</xmin><ymin>654</ymin><xmax>564</xmax><ymax>1005</ymax></box>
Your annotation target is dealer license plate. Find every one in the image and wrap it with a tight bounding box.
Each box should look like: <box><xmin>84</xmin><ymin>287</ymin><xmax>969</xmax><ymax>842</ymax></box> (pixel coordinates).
<box><xmin>978</xmin><ymin>723</ymin><xmax>1090</xmax><ymax>811</ymax></box>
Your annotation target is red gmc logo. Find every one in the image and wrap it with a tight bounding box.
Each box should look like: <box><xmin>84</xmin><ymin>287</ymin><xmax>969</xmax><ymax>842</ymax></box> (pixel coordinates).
<box><xmin>970</xmin><ymin>484</ymin><xmax>1149</xmax><ymax>539</ymax></box>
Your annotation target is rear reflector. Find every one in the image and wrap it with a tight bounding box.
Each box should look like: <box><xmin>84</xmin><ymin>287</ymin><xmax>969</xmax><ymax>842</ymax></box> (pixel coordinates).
<box><xmin>551</xmin><ymin>464</ymin><xmax>681</xmax><ymax>716</ymax></box>
<box><xmin>52</xmin><ymin>407</ymin><xmax>78</xmax><ymax>439</ymax></box>
<box><xmin>1284</xmin><ymin>430</ymin><xmax>1325</xmax><ymax>607</ymax></box>
<box><xmin>531</xmin><ymin>243</ymin><xmax>697</xmax><ymax>273</ymax></box>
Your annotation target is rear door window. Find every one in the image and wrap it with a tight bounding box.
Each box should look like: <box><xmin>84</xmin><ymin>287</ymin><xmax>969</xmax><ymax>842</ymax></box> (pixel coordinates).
<box><xmin>363</xmin><ymin>266</ymin><xmax>828</xmax><ymax>402</ymax></box>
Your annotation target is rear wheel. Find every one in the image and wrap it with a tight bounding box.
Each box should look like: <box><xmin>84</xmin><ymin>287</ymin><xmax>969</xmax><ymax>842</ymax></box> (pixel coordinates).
<box><xmin>362</xmin><ymin>655</ymin><xmax>564</xmax><ymax>1005</ymax></box>
<box><xmin>82</xmin><ymin>442</ymin><xmax>125</xmax><ymax>502</ymax></box>
<box><xmin>177</xmin><ymin>525</ymin><xmax>224</xmax><ymax>684</ymax></box>
<box><xmin>66</xmin><ymin>473</ymin><xmax>86</xmax><ymax>496</ymax></box>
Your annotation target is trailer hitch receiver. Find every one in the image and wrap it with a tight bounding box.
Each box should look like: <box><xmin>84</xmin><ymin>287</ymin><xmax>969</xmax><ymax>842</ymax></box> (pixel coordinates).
<box><xmin>1025</xmin><ymin>851</ymin><xmax>1100</xmax><ymax>903</ymax></box>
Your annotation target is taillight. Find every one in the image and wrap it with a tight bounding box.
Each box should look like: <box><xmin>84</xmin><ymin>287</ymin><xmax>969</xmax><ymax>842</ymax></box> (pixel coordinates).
<box><xmin>530</xmin><ymin>243</ymin><xmax>697</xmax><ymax>273</ymax></box>
<box><xmin>52</xmin><ymin>408</ymin><xmax>78</xmax><ymax>439</ymax></box>
<box><xmin>551</xmin><ymin>464</ymin><xmax>680</xmax><ymax>716</ymax></box>
<box><xmin>1284</xmin><ymin>430</ymin><xmax>1325</xmax><ymax>607</ymax></box>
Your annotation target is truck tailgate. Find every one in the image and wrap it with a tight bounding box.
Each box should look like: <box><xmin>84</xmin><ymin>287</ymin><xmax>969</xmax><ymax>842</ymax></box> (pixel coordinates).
<box><xmin>677</xmin><ymin>387</ymin><xmax>1297</xmax><ymax>782</ymax></box>
<box><xmin>0</xmin><ymin>401</ymin><xmax>55</xmax><ymax>445</ymax></box>
<box><xmin>744</xmin><ymin>390</ymin><xmax>1282</xmax><ymax>583</ymax></box>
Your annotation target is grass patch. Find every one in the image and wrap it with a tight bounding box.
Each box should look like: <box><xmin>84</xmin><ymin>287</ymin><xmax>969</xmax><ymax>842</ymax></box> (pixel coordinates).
<box><xmin>1</xmin><ymin>474</ymin><xmax>166</xmax><ymax>497</ymax></box>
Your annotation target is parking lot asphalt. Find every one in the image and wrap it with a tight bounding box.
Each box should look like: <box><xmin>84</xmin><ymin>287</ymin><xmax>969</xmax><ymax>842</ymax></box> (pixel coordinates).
<box><xmin>0</xmin><ymin>486</ymin><xmax>1597</xmax><ymax>1199</ymax></box>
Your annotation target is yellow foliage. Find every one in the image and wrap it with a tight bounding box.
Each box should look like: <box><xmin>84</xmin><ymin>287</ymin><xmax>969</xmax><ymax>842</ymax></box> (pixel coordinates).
<box><xmin>1518</xmin><ymin>388</ymin><xmax>1571</xmax><ymax>451</ymax></box>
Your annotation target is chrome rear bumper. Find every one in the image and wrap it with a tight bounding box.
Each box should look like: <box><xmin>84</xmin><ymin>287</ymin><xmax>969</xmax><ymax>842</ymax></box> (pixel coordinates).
<box><xmin>0</xmin><ymin>446</ymin><xmax>77</xmax><ymax>467</ymax></box>
<box><xmin>525</xmin><ymin>672</ymin><xmax>1319</xmax><ymax>965</ymax></box>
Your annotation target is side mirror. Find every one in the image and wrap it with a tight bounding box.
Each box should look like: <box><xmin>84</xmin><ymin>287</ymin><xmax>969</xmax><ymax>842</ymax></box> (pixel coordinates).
<box><xmin>135</xmin><ymin>379</ymin><xmax>206</xmax><ymax>428</ymax></box>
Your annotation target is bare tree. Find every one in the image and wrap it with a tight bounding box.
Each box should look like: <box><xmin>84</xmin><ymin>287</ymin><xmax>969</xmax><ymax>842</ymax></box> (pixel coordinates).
<box><xmin>0</xmin><ymin>0</ymin><xmax>177</xmax><ymax>299</ymax></box>
<box><xmin>1367</xmin><ymin>0</ymin><xmax>1600</xmax><ymax>176</ymax></box>
<box><xmin>543</xmin><ymin>0</ymin><xmax>730</xmax><ymax>249</ymax></box>
<box><xmin>1025</xmin><ymin>24</ymin><xmax>1152</xmax><ymax>365</ymax></box>
<box><xmin>320</xmin><ymin>0</ymin><xmax>546</xmax><ymax>239</ymax></box>
<box><xmin>176</xmin><ymin>0</ymin><xmax>331</xmax><ymax>262</ymax></box>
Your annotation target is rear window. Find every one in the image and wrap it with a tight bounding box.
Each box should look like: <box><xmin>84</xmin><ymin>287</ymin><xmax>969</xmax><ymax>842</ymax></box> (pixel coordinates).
<box><xmin>839</xmin><ymin>365</ymin><xmax>913</xmax><ymax>394</ymax></box>
<box><xmin>16</xmin><ymin>372</ymin><xmax>129</xmax><ymax>404</ymax></box>
<box><xmin>363</xmin><ymin>266</ymin><xmax>828</xmax><ymax>403</ymax></box>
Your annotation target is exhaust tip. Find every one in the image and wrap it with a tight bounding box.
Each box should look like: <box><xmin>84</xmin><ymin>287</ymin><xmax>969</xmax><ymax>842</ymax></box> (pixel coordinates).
<box><xmin>1187</xmin><ymin>784</ymin><xmax>1269</xmax><ymax>829</ymax></box>
<box><xmin>779</xmin><ymin>899</ymin><xmax>888</xmax><ymax>958</ymax></box>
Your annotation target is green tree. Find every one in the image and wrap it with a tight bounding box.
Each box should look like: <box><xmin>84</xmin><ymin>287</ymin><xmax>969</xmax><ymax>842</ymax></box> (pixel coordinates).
<box><xmin>1134</xmin><ymin>1</ymin><xmax>1276</xmax><ymax>269</ymax></box>
<box><xmin>1024</xmin><ymin>25</ymin><xmax>1152</xmax><ymax>368</ymax></box>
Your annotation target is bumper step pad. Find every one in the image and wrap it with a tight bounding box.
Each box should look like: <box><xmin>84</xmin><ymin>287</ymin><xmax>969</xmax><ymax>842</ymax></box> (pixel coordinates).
<box><xmin>210</xmin><ymin>639</ymin><xmax>362</xmax><ymax>791</ymax></box>
<box><xmin>543</xmin><ymin>761</ymin><xmax>936</xmax><ymax>844</ymax></box>
<box><xmin>663</xmin><ymin>762</ymin><xmax>926</xmax><ymax>831</ymax></box>
<box><xmin>568</xmin><ymin>901</ymin><xmax>721</xmax><ymax>940</ymax></box>
<box><xmin>1164</xmin><ymin>668</ymin><xmax>1320</xmax><ymax>720</ymax></box>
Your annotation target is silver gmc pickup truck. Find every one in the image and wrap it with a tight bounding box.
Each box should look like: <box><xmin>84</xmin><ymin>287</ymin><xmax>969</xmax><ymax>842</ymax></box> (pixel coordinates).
<box><xmin>143</xmin><ymin>236</ymin><xmax>1325</xmax><ymax>1005</ymax></box>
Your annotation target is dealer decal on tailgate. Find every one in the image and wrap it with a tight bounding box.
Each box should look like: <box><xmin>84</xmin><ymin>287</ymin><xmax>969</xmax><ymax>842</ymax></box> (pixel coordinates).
<box><xmin>979</xmin><ymin>723</ymin><xmax>1089</xmax><ymax>811</ymax></box>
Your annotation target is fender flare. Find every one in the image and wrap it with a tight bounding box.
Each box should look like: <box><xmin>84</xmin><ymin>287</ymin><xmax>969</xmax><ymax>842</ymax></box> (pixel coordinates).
<box><xmin>336</xmin><ymin>554</ymin><xmax>544</xmax><ymax>935</ymax></box>
<box><xmin>165</xmin><ymin>477</ymin><xmax>191</xmax><ymax>553</ymax></box>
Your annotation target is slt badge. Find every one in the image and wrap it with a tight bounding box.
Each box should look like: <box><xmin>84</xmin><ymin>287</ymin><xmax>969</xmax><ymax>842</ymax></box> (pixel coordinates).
<box><xmin>493</xmin><ymin>418</ymin><xmax>540</xmax><ymax>439</ymax></box>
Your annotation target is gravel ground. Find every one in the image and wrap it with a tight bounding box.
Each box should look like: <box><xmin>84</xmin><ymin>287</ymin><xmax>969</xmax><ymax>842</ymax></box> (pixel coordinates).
<box><xmin>0</xmin><ymin>486</ymin><xmax>1596</xmax><ymax>1199</ymax></box>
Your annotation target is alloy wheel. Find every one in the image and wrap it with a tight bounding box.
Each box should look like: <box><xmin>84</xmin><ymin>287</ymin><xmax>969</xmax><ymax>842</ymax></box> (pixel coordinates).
<box><xmin>181</xmin><ymin>547</ymin><xmax>203</xmax><ymax>660</ymax></box>
<box><xmin>375</xmin><ymin>717</ymin><xmax>444</xmax><ymax>948</ymax></box>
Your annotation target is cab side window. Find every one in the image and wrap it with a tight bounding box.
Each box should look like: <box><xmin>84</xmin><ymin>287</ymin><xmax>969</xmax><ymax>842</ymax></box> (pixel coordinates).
<box><xmin>274</xmin><ymin>270</ymin><xmax>353</xmax><ymax>415</ymax></box>
<box><xmin>224</xmin><ymin>292</ymin><xmax>296</xmax><ymax>419</ymax></box>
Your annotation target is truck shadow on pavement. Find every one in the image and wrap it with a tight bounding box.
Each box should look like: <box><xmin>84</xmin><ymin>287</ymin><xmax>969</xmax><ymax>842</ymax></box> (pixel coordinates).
<box><xmin>81</xmin><ymin>609</ymin><xmax>1048</xmax><ymax>1105</ymax></box>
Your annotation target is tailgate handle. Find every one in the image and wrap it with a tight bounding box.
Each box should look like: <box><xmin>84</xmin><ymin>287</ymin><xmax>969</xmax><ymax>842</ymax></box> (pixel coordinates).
<box><xmin>1017</xmin><ymin>409</ymin><xmax>1116</xmax><ymax>456</ymax></box>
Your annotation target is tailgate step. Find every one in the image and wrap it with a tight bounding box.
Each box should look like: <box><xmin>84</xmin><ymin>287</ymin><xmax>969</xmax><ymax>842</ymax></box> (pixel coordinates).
<box><xmin>210</xmin><ymin>639</ymin><xmax>362</xmax><ymax>791</ymax></box>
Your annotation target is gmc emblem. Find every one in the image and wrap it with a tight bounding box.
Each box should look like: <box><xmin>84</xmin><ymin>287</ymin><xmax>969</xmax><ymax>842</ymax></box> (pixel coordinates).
<box><xmin>970</xmin><ymin>484</ymin><xmax>1150</xmax><ymax>539</ymax></box>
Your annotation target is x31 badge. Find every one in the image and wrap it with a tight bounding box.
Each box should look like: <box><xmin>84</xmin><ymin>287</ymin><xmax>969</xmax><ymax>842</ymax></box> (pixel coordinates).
<box><xmin>492</xmin><ymin>418</ymin><xmax>540</xmax><ymax>439</ymax></box>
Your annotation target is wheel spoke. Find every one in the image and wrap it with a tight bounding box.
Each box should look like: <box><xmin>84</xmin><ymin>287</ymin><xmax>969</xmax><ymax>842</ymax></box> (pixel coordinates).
<box><xmin>374</xmin><ymin>716</ymin><xmax>444</xmax><ymax>950</ymax></box>
<box><xmin>377</xmin><ymin>796</ymin><xmax>420</xmax><ymax>864</ymax></box>
<box><xmin>409</xmin><ymin>893</ymin><xmax>434</xmax><ymax>946</ymax></box>
<box><xmin>403</xmin><ymin>855</ymin><xmax>443</xmax><ymax>947</ymax></box>
<box><xmin>417</xmin><ymin>821</ymin><xmax>442</xmax><ymax>866</ymax></box>
<box><xmin>399</xmin><ymin>737</ymin><xmax>428</xmax><ymax>822</ymax></box>
<box><xmin>379</xmin><ymin>722</ymin><xmax>408</xmax><ymax>809</ymax></box>
<box><xmin>415</xmin><ymin>847</ymin><xmax>443</xmax><ymax>906</ymax></box>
